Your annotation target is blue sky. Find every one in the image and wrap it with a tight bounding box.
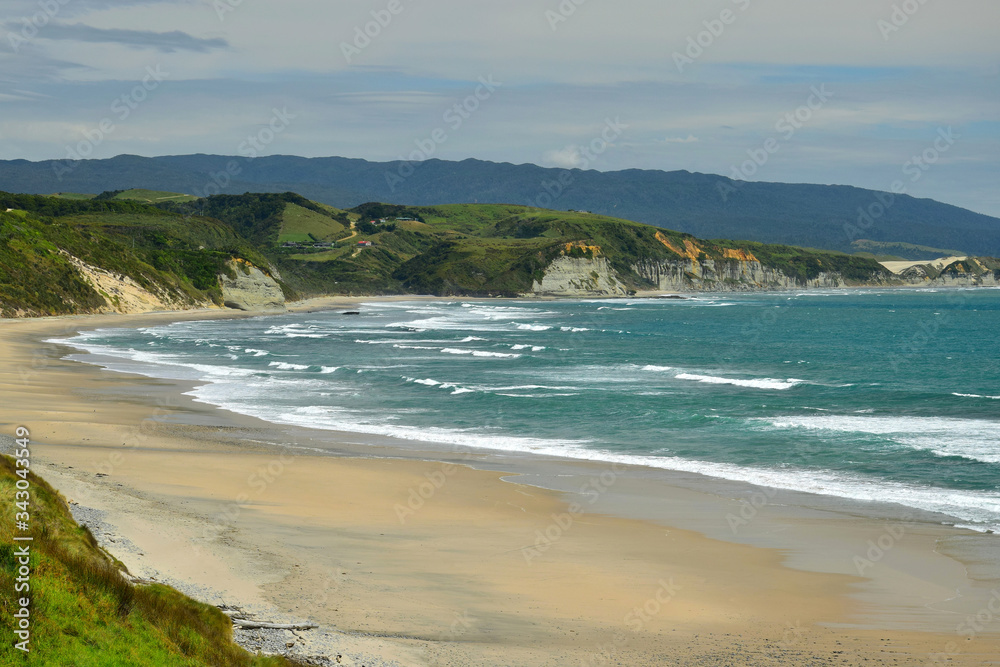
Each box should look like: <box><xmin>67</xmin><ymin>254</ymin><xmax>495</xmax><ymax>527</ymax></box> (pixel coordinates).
<box><xmin>1</xmin><ymin>0</ymin><xmax>998</xmax><ymax>215</ymax></box>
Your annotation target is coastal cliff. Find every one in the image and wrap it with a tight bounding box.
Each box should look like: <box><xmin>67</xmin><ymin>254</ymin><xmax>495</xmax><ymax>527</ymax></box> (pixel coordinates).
<box><xmin>631</xmin><ymin>258</ymin><xmax>849</xmax><ymax>292</ymax></box>
<box><xmin>531</xmin><ymin>256</ymin><xmax>630</xmax><ymax>297</ymax></box>
<box><xmin>219</xmin><ymin>259</ymin><xmax>286</xmax><ymax>311</ymax></box>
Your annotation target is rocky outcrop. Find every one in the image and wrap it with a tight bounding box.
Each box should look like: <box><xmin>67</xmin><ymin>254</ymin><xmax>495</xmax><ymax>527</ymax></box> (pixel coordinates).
<box><xmin>632</xmin><ymin>259</ymin><xmax>850</xmax><ymax>292</ymax></box>
<box><xmin>530</xmin><ymin>256</ymin><xmax>630</xmax><ymax>297</ymax></box>
<box><xmin>219</xmin><ymin>259</ymin><xmax>286</xmax><ymax>311</ymax></box>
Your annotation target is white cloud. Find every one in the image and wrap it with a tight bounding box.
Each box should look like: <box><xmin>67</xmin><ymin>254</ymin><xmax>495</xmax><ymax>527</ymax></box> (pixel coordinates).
<box><xmin>662</xmin><ymin>135</ymin><xmax>699</xmax><ymax>144</ymax></box>
<box><xmin>543</xmin><ymin>146</ymin><xmax>585</xmax><ymax>169</ymax></box>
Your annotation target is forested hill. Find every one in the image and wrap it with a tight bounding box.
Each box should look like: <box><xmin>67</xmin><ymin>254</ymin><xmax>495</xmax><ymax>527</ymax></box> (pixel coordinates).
<box><xmin>2</xmin><ymin>154</ymin><xmax>999</xmax><ymax>256</ymax></box>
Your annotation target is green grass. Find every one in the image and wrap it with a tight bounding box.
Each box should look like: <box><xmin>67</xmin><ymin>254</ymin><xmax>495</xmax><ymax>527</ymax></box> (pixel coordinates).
<box><xmin>277</xmin><ymin>203</ymin><xmax>346</xmax><ymax>243</ymax></box>
<box><xmin>0</xmin><ymin>456</ymin><xmax>295</xmax><ymax>666</ymax></box>
<box><xmin>0</xmin><ymin>194</ymin><xmax>292</xmax><ymax>316</ymax></box>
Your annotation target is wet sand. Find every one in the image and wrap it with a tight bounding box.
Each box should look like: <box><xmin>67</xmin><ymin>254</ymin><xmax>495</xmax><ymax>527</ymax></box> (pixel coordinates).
<box><xmin>2</xmin><ymin>306</ymin><xmax>999</xmax><ymax>666</ymax></box>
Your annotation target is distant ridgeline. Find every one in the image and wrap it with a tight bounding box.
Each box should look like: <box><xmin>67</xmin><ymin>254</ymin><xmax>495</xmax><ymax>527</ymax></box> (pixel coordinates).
<box><xmin>1</xmin><ymin>189</ymin><xmax>998</xmax><ymax>316</ymax></box>
<box><xmin>3</xmin><ymin>154</ymin><xmax>1000</xmax><ymax>257</ymax></box>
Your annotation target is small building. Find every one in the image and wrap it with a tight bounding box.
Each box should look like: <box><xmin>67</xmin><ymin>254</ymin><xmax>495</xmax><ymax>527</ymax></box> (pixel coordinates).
<box><xmin>358</xmin><ymin>240</ymin><xmax>373</xmax><ymax>247</ymax></box>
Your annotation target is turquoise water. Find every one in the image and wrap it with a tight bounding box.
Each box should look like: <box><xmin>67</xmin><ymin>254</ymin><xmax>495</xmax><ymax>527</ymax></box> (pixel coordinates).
<box><xmin>59</xmin><ymin>289</ymin><xmax>1000</xmax><ymax>531</ymax></box>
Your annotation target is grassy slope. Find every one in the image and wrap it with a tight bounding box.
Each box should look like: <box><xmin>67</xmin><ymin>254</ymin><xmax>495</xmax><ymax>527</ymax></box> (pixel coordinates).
<box><xmin>0</xmin><ymin>193</ymin><xmax>289</xmax><ymax>316</ymax></box>
<box><xmin>0</xmin><ymin>456</ymin><xmax>292</xmax><ymax>666</ymax></box>
<box><xmin>259</xmin><ymin>201</ymin><xmax>891</xmax><ymax>297</ymax></box>
<box><xmin>0</xmin><ymin>189</ymin><xmax>898</xmax><ymax>308</ymax></box>
<box><xmin>277</xmin><ymin>203</ymin><xmax>346</xmax><ymax>243</ymax></box>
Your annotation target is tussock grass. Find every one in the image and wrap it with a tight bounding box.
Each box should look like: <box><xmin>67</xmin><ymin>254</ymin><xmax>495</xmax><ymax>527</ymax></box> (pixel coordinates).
<box><xmin>0</xmin><ymin>456</ymin><xmax>296</xmax><ymax>666</ymax></box>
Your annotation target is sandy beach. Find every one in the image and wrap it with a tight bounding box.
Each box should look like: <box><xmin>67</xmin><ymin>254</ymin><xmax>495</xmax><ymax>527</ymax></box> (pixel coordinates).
<box><xmin>2</xmin><ymin>304</ymin><xmax>1000</xmax><ymax>666</ymax></box>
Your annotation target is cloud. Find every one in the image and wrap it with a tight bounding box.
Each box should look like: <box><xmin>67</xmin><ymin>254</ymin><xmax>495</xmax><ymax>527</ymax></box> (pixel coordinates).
<box><xmin>34</xmin><ymin>22</ymin><xmax>227</xmax><ymax>53</ymax></box>
<box><xmin>662</xmin><ymin>135</ymin><xmax>699</xmax><ymax>144</ymax></box>
<box><xmin>543</xmin><ymin>146</ymin><xmax>585</xmax><ymax>169</ymax></box>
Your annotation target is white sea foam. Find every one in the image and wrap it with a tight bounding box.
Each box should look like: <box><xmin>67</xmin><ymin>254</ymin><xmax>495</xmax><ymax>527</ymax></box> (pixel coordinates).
<box><xmin>460</xmin><ymin>336</ymin><xmax>488</xmax><ymax>342</ymax></box>
<box><xmin>320</xmin><ymin>367</ymin><xmax>339</xmax><ymax>374</ymax></box>
<box><xmin>498</xmin><ymin>393</ymin><xmax>580</xmax><ymax>398</ymax></box>
<box><xmin>759</xmin><ymin>415</ymin><xmax>1000</xmax><ymax>464</ymax></box>
<box><xmin>440</xmin><ymin>348</ymin><xmax>521</xmax><ymax>359</ymax></box>
<box><xmin>489</xmin><ymin>385</ymin><xmax>578</xmax><ymax>391</ymax></box>
<box><xmin>675</xmin><ymin>373</ymin><xmax>804</xmax><ymax>390</ymax></box>
<box><xmin>642</xmin><ymin>365</ymin><xmax>674</xmax><ymax>372</ymax></box>
<box><xmin>516</xmin><ymin>324</ymin><xmax>553</xmax><ymax>332</ymax></box>
<box><xmin>244</xmin><ymin>348</ymin><xmax>270</xmax><ymax>357</ymax></box>
<box><xmin>953</xmin><ymin>393</ymin><xmax>1000</xmax><ymax>400</ymax></box>
<box><xmin>269</xmin><ymin>362</ymin><xmax>311</xmax><ymax>371</ymax></box>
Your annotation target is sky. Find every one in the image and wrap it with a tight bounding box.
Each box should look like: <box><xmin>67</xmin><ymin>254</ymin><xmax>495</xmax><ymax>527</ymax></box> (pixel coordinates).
<box><xmin>1</xmin><ymin>0</ymin><xmax>998</xmax><ymax>216</ymax></box>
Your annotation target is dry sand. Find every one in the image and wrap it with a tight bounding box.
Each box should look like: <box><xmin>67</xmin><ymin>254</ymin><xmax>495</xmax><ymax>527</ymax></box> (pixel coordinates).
<box><xmin>2</xmin><ymin>307</ymin><xmax>999</xmax><ymax>665</ymax></box>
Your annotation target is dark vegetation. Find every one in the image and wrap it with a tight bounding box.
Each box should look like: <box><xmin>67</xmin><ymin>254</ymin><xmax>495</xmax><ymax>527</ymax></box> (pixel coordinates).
<box><xmin>157</xmin><ymin>192</ymin><xmax>347</xmax><ymax>245</ymax></box>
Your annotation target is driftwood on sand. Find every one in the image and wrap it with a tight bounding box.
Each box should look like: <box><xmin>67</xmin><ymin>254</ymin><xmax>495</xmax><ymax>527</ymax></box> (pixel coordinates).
<box><xmin>230</xmin><ymin>617</ymin><xmax>318</xmax><ymax>631</ymax></box>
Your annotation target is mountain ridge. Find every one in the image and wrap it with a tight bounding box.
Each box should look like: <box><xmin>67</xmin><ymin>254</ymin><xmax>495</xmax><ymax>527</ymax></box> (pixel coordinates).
<box><xmin>3</xmin><ymin>154</ymin><xmax>999</xmax><ymax>257</ymax></box>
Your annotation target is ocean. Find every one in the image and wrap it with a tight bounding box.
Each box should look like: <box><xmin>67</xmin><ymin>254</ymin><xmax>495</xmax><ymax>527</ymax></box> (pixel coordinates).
<box><xmin>56</xmin><ymin>289</ymin><xmax>1000</xmax><ymax>532</ymax></box>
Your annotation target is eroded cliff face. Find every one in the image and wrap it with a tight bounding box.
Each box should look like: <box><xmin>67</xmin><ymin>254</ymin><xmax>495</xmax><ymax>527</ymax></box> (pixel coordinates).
<box><xmin>632</xmin><ymin>259</ymin><xmax>849</xmax><ymax>292</ymax></box>
<box><xmin>219</xmin><ymin>259</ymin><xmax>286</xmax><ymax>311</ymax></box>
<box><xmin>931</xmin><ymin>273</ymin><xmax>1000</xmax><ymax>287</ymax></box>
<box><xmin>891</xmin><ymin>258</ymin><xmax>1000</xmax><ymax>288</ymax></box>
<box><xmin>530</xmin><ymin>256</ymin><xmax>630</xmax><ymax>297</ymax></box>
<box><xmin>63</xmin><ymin>252</ymin><xmax>195</xmax><ymax>314</ymax></box>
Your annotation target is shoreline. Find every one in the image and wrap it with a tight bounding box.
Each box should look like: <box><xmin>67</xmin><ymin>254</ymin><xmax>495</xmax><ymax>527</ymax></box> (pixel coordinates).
<box><xmin>3</xmin><ymin>302</ymin><xmax>1000</xmax><ymax>665</ymax></box>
